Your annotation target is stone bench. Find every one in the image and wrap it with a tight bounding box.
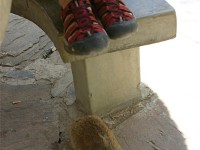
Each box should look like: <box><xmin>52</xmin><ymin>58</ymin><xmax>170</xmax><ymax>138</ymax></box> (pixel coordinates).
<box><xmin>0</xmin><ymin>0</ymin><xmax>12</xmax><ymax>45</ymax></box>
<box><xmin>10</xmin><ymin>0</ymin><xmax>176</xmax><ymax>115</ymax></box>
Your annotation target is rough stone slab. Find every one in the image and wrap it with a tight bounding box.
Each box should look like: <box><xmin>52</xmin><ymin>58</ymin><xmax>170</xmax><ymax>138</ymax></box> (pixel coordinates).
<box><xmin>1</xmin><ymin>15</ymin><xmax>45</xmax><ymax>57</ymax></box>
<box><xmin>0</xmin><ymin>57</ymin><xmax>69</xmax><ymax>85</ymax></box>
<box><xmin>1</xmin><ymin>70</ymin><xmax>35</xmax><ymax>85</ymax></box>
<box><xmin>11</xmin><ymin>0</ymin><xmax>176</xmax><ymax>62</ymax></box>
<box><xmin>0</xmin><ymin>14</ymin><xmax>54</xmax><ymax>67</ymax></box>
<box><xmin>63</xmin><ymin>82</ymin><xmax>76</xmax><ymax>106</ymax></box>
<box><xmin>0</xmin><ymin>66</ymin><xmax>13</xmax><ymax>77</ymax></box>
<box><xmin>0</xmin><ymin>77</ymin><xmax>36</xmax><ymax>85</ymax></box>
<box><xmin>25</xmin><ymin>59</ymin><xmax>68</xmax><ymax>82</ymax></box>
<box><xmin>51</xmin><ymin>71</ymin><xmax>73</xmax><ymax>98</ymax></box>
<box><xmin>4</xmin><ymin>70</ymin><xmax>34</xmax><ymax>79</ymax></box>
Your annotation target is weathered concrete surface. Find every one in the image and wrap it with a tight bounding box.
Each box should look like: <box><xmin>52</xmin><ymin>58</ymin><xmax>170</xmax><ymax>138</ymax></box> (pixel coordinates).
<box><xmin>0</xmin><ymin>0</ymin><xmax>12</xmax><ymax>45</ymax></box>
<box><xmin>71</xmin><ymin>48</ymin><xmax>140</xmax><ymax>115</ymax></box>
<box><xmin>11</xmin><ymin>0</ymin><xmax>176</xmax><ymax>62</ymax></box>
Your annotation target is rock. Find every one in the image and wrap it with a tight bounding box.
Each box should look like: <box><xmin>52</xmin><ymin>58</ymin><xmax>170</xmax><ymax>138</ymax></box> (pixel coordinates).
<box><xmin>63</xmin><ymin>97</ymin><xmax>76</xmax><ymax>106</ymax></box>
<box><xmin>139</xmin><ymin>83</ymin><xmax>154</xmax><ymax>99</ymax></box>
<box><xmin>4</xmin><ymin>70</ymin><xmax>34</xmax><ymax>79</ymax></box>
<box><xmin>25</xmin><ymin>59</ymin><xmax>68</xmax><ymax>82</ymax></box>
<box><xmin>1</xmin><ymin>68</ymin><xmax>35</xmax><ymax>85</ymax></box>
<box><xmin>46</xmin><ymin>51</ymin><xmax>66</xmax><ymax>65</ymax></box>
<box><xmin>1</xmin><ymin>14</ymin><xmax>45</xmax><ymax>57</ymax></box>
<box><xmin>51</xmin><ymin>71</ymin><xmax>73</xmax><ymax>98</ymax></box>
<box><xmin>63</xmin><ymin>83</ymin><xmax>76</xmax><ymax>106</ymax></box>
<box><xmin>1</xmin><ymin>77</ymin><xmax>35</xmax><ymax>85</ymax></box>
<box><xmin>1</xmin><ymin>69</ymin><xmax>36</xmax><ymax>85</ymax></box>
<box><xmin>0</xmin><ymin>14</ymin><xmax>54</xmax><ymax>67</ymax></box>
<box><xmin>0</xmin><ymin>52</ymin><xmax>8</xmax><ymax>58</ymax></box>
<box><xmin>0</xmin><ymin>66</ymin><xmax>13</xmax><ymax>77</ymax></box>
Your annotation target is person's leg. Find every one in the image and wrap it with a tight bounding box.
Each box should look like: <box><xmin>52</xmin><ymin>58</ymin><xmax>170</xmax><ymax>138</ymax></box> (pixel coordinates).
<box><xmin>59</xmin><ymin>0</ymin><xmax>108</xmax><ymax>55</ymax></box>
<box><xmin>58</xmin><ymin>0</ymin><xmax>70</xmax><ymax>9</ymax></box>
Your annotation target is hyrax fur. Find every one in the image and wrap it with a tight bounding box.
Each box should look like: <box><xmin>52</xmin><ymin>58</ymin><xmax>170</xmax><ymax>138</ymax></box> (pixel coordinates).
<box><xmin>70</xmin><ymin>115</ymin><xmax>122</xmax><ymax>150</ymax></box>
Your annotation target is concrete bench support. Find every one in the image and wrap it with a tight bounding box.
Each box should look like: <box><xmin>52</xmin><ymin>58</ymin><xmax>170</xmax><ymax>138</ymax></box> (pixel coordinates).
<box><xmin>0</xmin><ymin>0</ymin><xmax>12</xmax><ymax>45</ymax></box>
<box><xmin>71</xmin><ymin>48</ymin><xmax>140</xmax><ymax>114</ymax></box>
<box><xmin>9</xmin><ymin>0</ymin><xmax>176</xmax><ymax>115</ymax></box>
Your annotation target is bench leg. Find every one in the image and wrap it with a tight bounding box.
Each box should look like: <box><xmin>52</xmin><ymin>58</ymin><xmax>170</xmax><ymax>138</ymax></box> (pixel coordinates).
<box><xmin>0</xmin><ymin>0</ymin><xmax>12</xmax><ymax>45</ymax></box>
<box><xmin>71</xmin><ymin>47</ymin><xmax>141</xmax><ymax>115</ymax></box>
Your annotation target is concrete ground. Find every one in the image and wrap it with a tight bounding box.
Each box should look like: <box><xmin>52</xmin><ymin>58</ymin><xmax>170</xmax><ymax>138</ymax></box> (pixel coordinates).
<box><xmin>0</xmin><ymin>0</ymin><xmax>199</xmax><ymax>149</ymax></box>
<box><xmin>141</xmin><ymin>0</ymin><xmax>200</xmax><ymax>150</ymax></box>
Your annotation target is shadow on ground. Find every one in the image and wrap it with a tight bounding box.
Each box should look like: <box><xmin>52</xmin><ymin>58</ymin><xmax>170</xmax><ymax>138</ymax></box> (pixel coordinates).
<box><xmin>0</xmin><ymin>82</ymin><xmax>188</xmax><ymax>150</ymax></box>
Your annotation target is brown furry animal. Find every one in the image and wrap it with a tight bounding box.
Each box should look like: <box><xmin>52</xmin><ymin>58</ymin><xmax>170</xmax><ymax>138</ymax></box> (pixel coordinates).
<box><xmin>70</xmin><ymin>115</ymin><xmax>122</xmax><ymax>150</ymax></box>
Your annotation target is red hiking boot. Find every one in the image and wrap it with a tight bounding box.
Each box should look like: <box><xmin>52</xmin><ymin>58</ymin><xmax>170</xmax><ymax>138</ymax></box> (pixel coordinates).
<box><xmin>92</xmin><ymin>0</ymin><xmax>137</xmax><ymax>39</ymax></box>
<box><xmin>61</xmin><ymin>0</ymin><xmax>108</xmax><ymax>55</ymax></box>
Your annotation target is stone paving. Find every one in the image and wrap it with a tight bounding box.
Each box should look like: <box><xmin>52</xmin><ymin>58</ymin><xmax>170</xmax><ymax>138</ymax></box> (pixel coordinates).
<box><xmin>0</xmin><ymin>14</ymin><xmax>78</xmax><ymax>150</ymax></box>
<box><xmin>0</xmin><ymin>1</ymin><xmax>194</xmax><ymax>149</ymax></box>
